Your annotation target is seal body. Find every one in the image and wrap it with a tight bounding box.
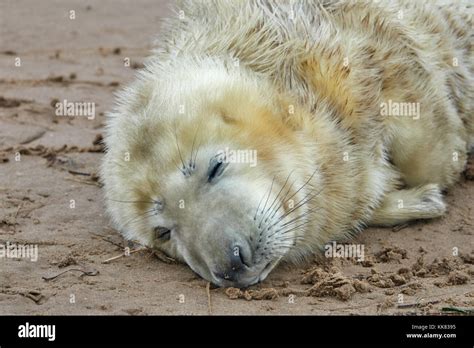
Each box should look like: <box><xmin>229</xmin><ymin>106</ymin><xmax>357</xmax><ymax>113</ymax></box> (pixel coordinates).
<box><xmin>101</xmin><ymin>0</ymin><xmax>473</xmax><ymax>287</ymax></box>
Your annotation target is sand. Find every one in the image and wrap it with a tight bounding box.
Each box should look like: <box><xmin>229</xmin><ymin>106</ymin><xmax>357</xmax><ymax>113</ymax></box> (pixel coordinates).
<box><xmin>0</xmin><ymin>0</ymin><xmax>473</xmax><ymax>315</ymax></box>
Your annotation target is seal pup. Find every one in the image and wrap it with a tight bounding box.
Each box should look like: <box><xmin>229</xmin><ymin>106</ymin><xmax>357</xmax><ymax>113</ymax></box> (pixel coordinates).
<box><xmin>101</xmin><ymin>0</ymin><xmax>473</xmax><ymax>287</ymax></box>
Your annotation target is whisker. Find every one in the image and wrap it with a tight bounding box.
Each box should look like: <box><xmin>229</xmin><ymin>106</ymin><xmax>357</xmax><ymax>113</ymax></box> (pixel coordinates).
<box><xmin>260</xmin><ymin>170</ymin><xmax>294</xmax><ymax>223</ymax></box>
<box><xmin>266</xmin><ymin>180</ymin><xmax>295</xmax><ymax>221</ymax></box>
<box><xmin>173</xmin><ymin>121</ymin><xmax>186</xmax><ymax>171</ymax></box>
<box><xmin>265</xmin><ymin>215</ymin><xmax>318</xmax><ymax>242</ymax></box>
<box><xmin>276</xmin><ymin>189</ymin><xmax>321</xmax><ymax>221</ymax></box>
<box><xmin>267</xmin><ymin>219</ymin><xmax>315</xmax><ymax>240</ymax></box>
<box><xmin>122</xmin><ymin>209</ymin><xmax>154</xmax><ymax>227</ymax></box>
<box><xmin>192</xmin><ymin>135</ymin><xmax>203</xmax><ymax>167</ymax></box>
<box><xmin>121</xmin><ymin>207</ymin><xmax>156</xmax><ymax>230</ymax></box>
<box><xmin>268</xmin><ymin>168</ymin><xmax>319</xmax><ymax>221</ymax></box>
<box><xmin>279</xmin><ymin>207</ymin><xmax>320</xmax><ymax>228</ymax></box>
<box><xmin>281</xmin><ymin>168</ymin><xmax>318</xmax><ymax>206</ymax></box>
<box><xmin>174</xmin><ymin>162</ymin><xmax>187</xmax><ymax>175</ymax></box>
<box><xmin>265</xmin><ymin>246</ymin><xmax>294</xmax><ymax>258</ymax></box>
<box><xmin>273</xmin><ymin>219</ymin><xmax>316</xmax><ymax>237</ymax></box>
<box><xmin>266</xmin><ymin>238</ymin><xmax>308</xmax><ymax>256</ymax></box>
<box><xmin>273</xmin><ymin>236</ymin><xmax>306</xmax><ymax>244</ymax></box>
<box><xmin>107</xmin><ymin>198</ymin><xmax>156</xmax><ymax>204</ymax></box>
<box><xmin>266</xmin><ymin>188</ymin><xmax>322</xmax><ymax>231</ymax></box>
<box><xmin>255</xmin><ymin>175</ymin><xmax>275</xmax><ymax>221</ymax></box>
<box><xmin>258</xmin><ymin>176</ymin><xmax>276</xmax><ymax>228</ymax></box>
<box><xmin>260</xmin><ymin>176</ymin><xmax>275</xmax><ymax>215</ymax></box>
<box><xmin>262</xmin><ymin>234</ymin><xmax>307</xmax><ymax>259</ymax></box>
<box><xmin>254</xmin><ymin>190</ymin><xmax>267</xmax><ymax>220</ymax></box>
<box><xmin>254</xmin><ymin>176</ymin><xmax>276</xmax><ymax>220</ymax></box>
<box><xmin>189</xmin><ymin>120</ymin><xmax>201</xmax><ymax>168</ymax></box>
<box><xmin>269</xmin><ymin>241</ymin><xmax>297</xmax><ymax>249</ymax></box>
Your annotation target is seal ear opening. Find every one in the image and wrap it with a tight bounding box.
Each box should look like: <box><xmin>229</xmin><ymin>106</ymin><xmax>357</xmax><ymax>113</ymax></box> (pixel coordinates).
<box><xmin>207</xmin><ymin>154</ymin><xmax>229</xmax><ymax>182</ymax></box>
<box><xmin>220</xmin><ymin>112</ymin><xmax>237</xmax><ymax>124</ymax></box>
<box><xmin>215</xmin><ymin>107</ymin><xmax>238</xmax><ymax>125</ymax></box>
<box><xmin>154</xmin><ymin>226</ymin><xmax>171</xmax><ymax>241</ymax></box>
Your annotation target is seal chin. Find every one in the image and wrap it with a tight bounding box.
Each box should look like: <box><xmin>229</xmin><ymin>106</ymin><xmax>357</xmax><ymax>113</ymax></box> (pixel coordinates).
<box><xmin>215</xmin><ymin>276</ymin><xmax>260</xmax><ymax>289</ymax></box>
<box><xmin>257</xmin><ymin>258</ymin><xmax>281</xmax><ymax>283</ymax></box>
<box><xmin>209</xmin><ymin>267</ymin><xmax>258</xmax><ymax>288</ymax></box>
<box><xmin>210</xmin><ymin>258</ymin><xmax>282</xmax><ymax>288</ymax></box>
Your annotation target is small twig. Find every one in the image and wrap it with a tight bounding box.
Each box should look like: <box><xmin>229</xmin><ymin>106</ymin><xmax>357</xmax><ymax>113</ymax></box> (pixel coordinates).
<box><xmin>42</xmin><ymin>268</ymin><xmax>99</xmax><ymax>281</ymax></box>
<box><xmin>0</xmin><ymin>288</ymin><xmax>46</xmax><ymax>304</ymax></box>
<box><xmin>89</xmin><ymin>232</ymin><xmax>123</xmax><ymax>249</ymax></box>
<box><xmin>152</xmin><ymin>249</ymin><xmax>177</xmax><ymax>264</ymax></box>
<box><xmin>206</xmin><ymin>282</ymin><xmax>213</xmax><ymax>315</ymax></box>
<box><xmin>65</xmin><ymin>177</ymin><xmax>101</xmax><ymax>187</ymax></box>
<box><xmin>0</xmin><ymin>238</ymin><xmax>58</xmax><ymax>246</ymax></box>
<box><xmin>19</xmin><ymin>129</ymin><xmax>46</xmax><ymax>145</ymax></box>
<box><xmin>441</xmin><ymin>307</ymin><xmax>474</xmax><ymax>314</ymax></box>
<box><xmin>102</xmin><ymin>247</ymin><xmax>147</xmax><ymax>264</ymax></box>
<box><xmin>324</xmin><ymin>302</ymin><xmax>375</xmax><ymax>312</ymax></box>
<box><xmin>12</xmin><ymin>202</ymin><xmax>24</xmax><ymax>232</ymax></box>
<box><xmin>68</xmin><ymin>169</ymin><xmax>92</xmax><ymax>176</ymax></box>
<box><xmin>404</xmin><ymin>289</ymin><xmax>472</xmax><ymax>302</ymax></box>
<box><xmin>14</xmin><ymin>202</ymin><xmax>23</xmax><ymax>219</ymax></box>
<box><xmin>397</xmin><ymin>299</ymin><xmax>440</xmax><ymax>309</ymax></box>
<box><xmin>16</xmin><ymin>203</ymin><xmax>46</xmax><ymax>219</ymax></box>
<box><xmin>392</xmin><ymin>222</ymin><xmax>410</xmax><ymax>232</ymax></box>
<box><xmin>278</xmin><ymin>288</ymin><xmax>310</xmax><ymax>296</ymax></box>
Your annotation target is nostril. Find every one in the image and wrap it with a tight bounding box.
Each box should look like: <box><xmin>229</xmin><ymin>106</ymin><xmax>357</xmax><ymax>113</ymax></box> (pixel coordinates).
<box><xmin>213</xmin><ymin>244</ymin><xmax>253</xmax><ymax>284</ymax></box>
<box><xmin>213</xmin><ymin>271</ymin><xmax>234</xmax><ymax>282</ymax></box>
<box><xmin>239</xmin><ymin>250</ymin><xmax>247</xmax><ymax>266</ymax></box>
<box><xmin>230</xmin><ymin>245</ymin><xmax>249</xmax><ymax>270</ymax></box>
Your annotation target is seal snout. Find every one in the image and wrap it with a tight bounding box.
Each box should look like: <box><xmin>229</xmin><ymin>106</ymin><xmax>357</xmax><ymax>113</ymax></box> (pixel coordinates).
<box><xmin>212</xmin><ymin>244</ymin><xmax>259</xmax><ymax>287</ymax></box>
<box><xmin>230</xmin><ymin>245</ymin><xmax>248</xmax><ymax>271</ymax></box>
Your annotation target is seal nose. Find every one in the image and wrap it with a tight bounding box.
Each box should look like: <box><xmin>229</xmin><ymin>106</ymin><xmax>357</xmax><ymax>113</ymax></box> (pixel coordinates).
<box><xmin>214</xmin><ymin>244</ymin><xmax>251</xmax><ymax>283</ymax></box>
<box><xmin>230</xmin><ymin>245</ymin><xmax>247</xmax><ymax>272</ymax></box>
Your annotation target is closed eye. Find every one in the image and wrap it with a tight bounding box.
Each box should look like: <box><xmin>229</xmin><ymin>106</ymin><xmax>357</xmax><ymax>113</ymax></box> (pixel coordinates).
<box><xmin>207</xmin><ymin>155</ymin><xmax>228</xmax><ymax>182</ymax></box>
<box><xmin>154</xmin><ymin>227</ymin><xmax>171</xmax><ymax>241</ymax></box>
